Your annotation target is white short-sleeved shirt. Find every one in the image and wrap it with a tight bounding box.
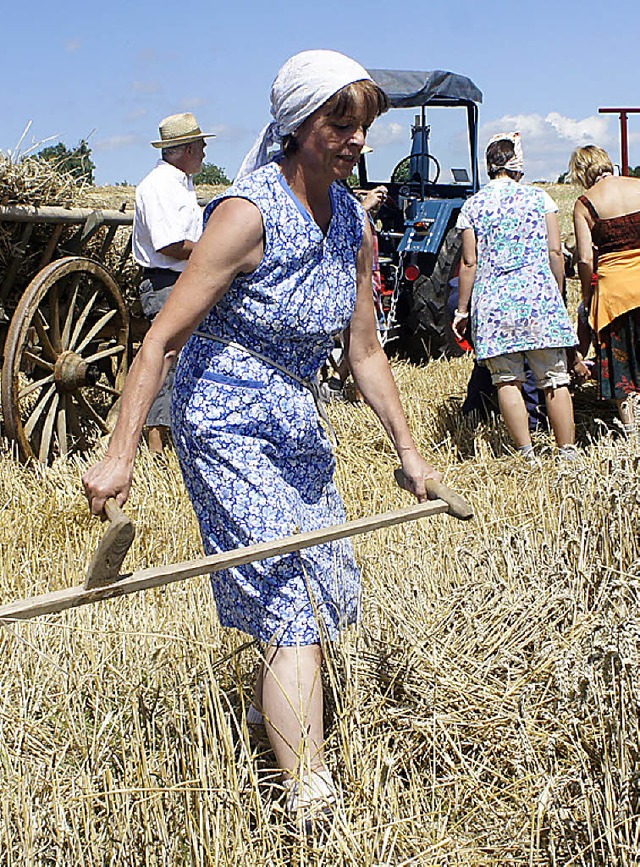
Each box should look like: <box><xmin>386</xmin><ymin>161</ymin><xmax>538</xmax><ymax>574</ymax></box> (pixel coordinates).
<box><xmin>132</xmin><ymin>160</ymin><xmax>203</xmax><ymax>273</ymax></box>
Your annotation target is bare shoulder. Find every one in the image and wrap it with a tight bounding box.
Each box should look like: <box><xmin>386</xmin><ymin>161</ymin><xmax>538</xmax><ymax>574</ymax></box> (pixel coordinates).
<box><xmin>591</xmin><ymin>175</ymin><xmax>640</xmax><ymax>215</ymax></box>
<box><xmin>617</xmin><ymin>175</ymin><xmax>640</xmax><ymax>198</ymax></box>
<box><xmin>191</xmin><ymin>197</ymin><xmax>265</xmax><ymax>274</ymax></box>
<box><xmin>206</xmin><ymin>197</ymin><xmax>263</xmax><ymax>237</ymax></box>
<box><xmin>200</xmin><ymin>198</ymin><xmax>265</xmax><ymax>267</ymax></box>
<box><xmin>600</xmin><ymin>175</ymin><xmax>640</xmax><ymax>189</ymax></box>
<box><xmin>573</xmin><ymin>195</ymin><xmax>588</xmax><ymax>216</ymax></box>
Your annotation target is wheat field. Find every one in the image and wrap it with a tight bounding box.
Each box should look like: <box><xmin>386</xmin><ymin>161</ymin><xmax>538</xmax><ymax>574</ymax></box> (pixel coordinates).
<box><xmin>0</xmin><ymin>185</ymin><xmax>638</xmax><ymax>866</ymax></box>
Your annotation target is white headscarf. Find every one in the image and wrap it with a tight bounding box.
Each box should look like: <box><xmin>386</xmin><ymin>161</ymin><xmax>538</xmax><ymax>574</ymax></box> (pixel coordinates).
<box><xmin>236</xmin><ymin>49</ymin><xmax>372</xmax><ymax>180</ymax></box>
<box><xmin>486</xmin><ymin>131</ymin><xmax>524</xmax><ymax>174</ymax></box>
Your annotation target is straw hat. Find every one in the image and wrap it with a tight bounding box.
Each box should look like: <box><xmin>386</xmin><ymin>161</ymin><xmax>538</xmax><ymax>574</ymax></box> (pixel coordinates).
<box><xmin>151</xmin><ymin>113</ymin><xmax>215</xmax><ymax>148</ymax></box>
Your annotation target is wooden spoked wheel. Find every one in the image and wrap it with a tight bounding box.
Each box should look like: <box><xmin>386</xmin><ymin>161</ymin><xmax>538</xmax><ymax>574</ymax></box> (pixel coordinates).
<box><xmin>1</xmin><ymin>256</ymin><xmax>130</xmax><ymax>463</ymax></box>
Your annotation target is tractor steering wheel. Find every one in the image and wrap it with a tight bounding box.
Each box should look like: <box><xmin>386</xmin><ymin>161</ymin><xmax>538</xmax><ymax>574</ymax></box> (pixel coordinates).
<box><xmin>391</xmin><ymin>154</ymin><xmax>441</xmax><ymax>186</ymax></box>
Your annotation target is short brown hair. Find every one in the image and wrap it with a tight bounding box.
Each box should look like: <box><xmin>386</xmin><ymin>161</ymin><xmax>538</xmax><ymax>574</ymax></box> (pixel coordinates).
<box><xmin>322</xmin><ymin>79</ymin><xmax>389</xmax><ymax>126</ymax></box>
<box><xmin>283</xmin><ymin>80</ymin><xmax>389</xmax><ymax>155</ymax></box>
<box><xmin>568</xmin><ymin>145</ymin><xmax>614</xmax><ymax>188</ymax></box>
<box><xmin>486</xmin><ymin>139</ymin><xmax>519</xmax><ymax>179</ymax></box>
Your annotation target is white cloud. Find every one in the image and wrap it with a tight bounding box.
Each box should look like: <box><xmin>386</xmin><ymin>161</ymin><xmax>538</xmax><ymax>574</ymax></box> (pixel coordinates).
<box><xmin>367</xmin><ymin>122</ymin><xmax>405</xmax><ymax>149</ymax></box>
<box><xmin>480</xmin><ymin>113</ymin><xmax>616</xmax><ymax>180</ymax></box>
<box><xmin>545</xmin><ymin>112</ymin><xmax>611</xmax><ymax>143</ymax></box>
<box><xmin>94</xmin><ymin>135</ymin><xmax>138</xmax><ymax>152</ymax></box>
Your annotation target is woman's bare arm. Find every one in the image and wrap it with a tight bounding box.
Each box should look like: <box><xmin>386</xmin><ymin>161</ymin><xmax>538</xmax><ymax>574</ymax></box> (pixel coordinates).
<box><xmin>545</xmin><ymin>212</ymin><xmax>565</xmax><ymax>290</ymax></box>
<box><xmin>572</xmin><ymin>199</ymin><xmax>595</xmax><ymax>306</ymax></box>
<box><xmin>345</xmin><ymin>220</ymin><xmax>441</xmax><ymax>501</ymax></box>
<box><xmin>82</xmin><ymin>198</ymin><xmax>264</xmax><ymax>514</ymax></box>
<box><xmin>452</xmin><ymin>228</ymin><xmax>476</xmax><ymax>339</ymax></box>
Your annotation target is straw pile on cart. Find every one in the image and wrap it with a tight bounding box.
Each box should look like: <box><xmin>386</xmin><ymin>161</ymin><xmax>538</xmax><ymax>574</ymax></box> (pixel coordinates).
<box><xmin>0</xmin><ymin>154</ymin><xmax>139</xmax><ymax>306</ymax></box>
<box><xmin>0</xmin><ymin>154</ymin><xmax>227</xmax><ymax>310</ymax></box>
<box><xmin>0</xmin><ymin>153</ymin><xmax>228</xmax><ymax>463</ymax></box>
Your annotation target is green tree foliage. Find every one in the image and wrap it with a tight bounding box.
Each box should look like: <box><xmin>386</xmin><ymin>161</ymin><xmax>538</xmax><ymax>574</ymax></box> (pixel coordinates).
<box><xmin>37</xmin><ymin>140</ymin><xmax>95</xmax><ymax>184</ymax></box>
<box><xmin>391</xmin><ymin>157</ymin><xmax>411</xmax><ymax>183</ymax></box>
<box><xmin>193</xmin><ymin>162</ymin><xmax>231</xmax><ymax>185</ymax></box>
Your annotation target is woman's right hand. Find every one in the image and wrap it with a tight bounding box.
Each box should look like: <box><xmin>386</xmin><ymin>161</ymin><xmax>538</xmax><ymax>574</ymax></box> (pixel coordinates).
<box><xmin>82</xmin><ymin>456</ymin><xmax>134</xmax><ymax>517</ymax></box>
<box><xmin>359</xmin><ymin>185</ymin><xmax>388</xmax><ymax>215</ymax></box>
<box><xmin>398</xmin><ymin>450</ymin><xmax>443</xmax><ymax>503</ymax></box>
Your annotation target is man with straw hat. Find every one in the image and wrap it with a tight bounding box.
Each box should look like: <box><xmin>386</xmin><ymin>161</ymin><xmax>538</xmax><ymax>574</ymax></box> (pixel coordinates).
<box><xmin>132</xmin><ymin>112</ymin><xmax>215</xmax><ymax>455</ymax></box>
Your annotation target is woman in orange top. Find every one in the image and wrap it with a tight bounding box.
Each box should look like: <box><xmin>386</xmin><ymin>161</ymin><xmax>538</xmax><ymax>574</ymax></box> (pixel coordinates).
<box><xmin>571</xmin><ymin>145</ymin><xmax>640</xmax><ymax>431</ymax></box>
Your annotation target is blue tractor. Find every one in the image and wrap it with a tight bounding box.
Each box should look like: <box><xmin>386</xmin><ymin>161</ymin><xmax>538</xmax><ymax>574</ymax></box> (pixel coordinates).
<box><xmin>360</xmin><ymin>68</ymin><xmax>482</xmax><ymax>360</ymax></box>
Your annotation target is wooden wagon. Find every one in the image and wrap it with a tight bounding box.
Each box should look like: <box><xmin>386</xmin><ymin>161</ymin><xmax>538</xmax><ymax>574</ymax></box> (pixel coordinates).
<box><xmin>0</xmin><ymin>203</ymin><xmax>140</xmax><ymax>464</ymax></box>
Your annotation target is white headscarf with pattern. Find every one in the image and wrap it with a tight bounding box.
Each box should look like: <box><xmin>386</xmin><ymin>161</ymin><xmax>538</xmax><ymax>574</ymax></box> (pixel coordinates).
<box><xmin>486</xmin><ymin>131</ymin><xmax>524</xmax><ymax>174</ymax></box>
<box><xmin>235</xmin><ymin>49</ymin><xmax>372</xmax><ymax>180</ymax></box>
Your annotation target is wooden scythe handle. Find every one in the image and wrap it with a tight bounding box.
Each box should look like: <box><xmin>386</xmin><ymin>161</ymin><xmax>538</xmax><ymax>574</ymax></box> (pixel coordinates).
<box><xmin>394</xmin><ymin>469</ymin><xmax>473</xmax><ymax>521</ymax></box>
<box><xmin>84</xmin><ymin>498</ymin><xmax>135</xmax><ymax>589</ymax></box>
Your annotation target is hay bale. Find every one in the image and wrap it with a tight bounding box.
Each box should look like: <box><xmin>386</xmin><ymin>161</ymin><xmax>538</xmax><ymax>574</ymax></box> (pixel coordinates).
<box><xmin>0</xmin><ymin>153</ymin><xmax>84</xmax><ymax>208</ymax></box>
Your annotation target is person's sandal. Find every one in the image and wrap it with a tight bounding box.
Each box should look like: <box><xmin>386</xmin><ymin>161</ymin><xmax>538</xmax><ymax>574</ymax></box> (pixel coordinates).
<box><xmin>283</xmin><ymin>768</ymin><xmax>337</xmax><ymax>837</ymax></box>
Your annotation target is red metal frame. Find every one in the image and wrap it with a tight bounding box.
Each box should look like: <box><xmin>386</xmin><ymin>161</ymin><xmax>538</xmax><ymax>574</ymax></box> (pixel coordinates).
<box><xmin>598</xmin><ymin>107</ymin><xmax>640</xmax><ymax>175</ymax></box>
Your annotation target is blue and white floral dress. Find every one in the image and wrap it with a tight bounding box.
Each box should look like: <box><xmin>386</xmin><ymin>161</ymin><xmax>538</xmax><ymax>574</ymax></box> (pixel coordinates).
<box><xmin>171</xmin><ymin>162</ymin><xmax>365</xmax><ymax>645</ymax></box>
<box><xmin>456</xmin><ymin>178</ymin><xmax>576</xmax><ymax>360</ymax></box>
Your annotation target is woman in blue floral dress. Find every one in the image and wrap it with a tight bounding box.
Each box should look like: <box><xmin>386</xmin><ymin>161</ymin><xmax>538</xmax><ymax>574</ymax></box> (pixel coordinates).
<box><xmin>83</xmin><ymin>50</ymin><xmax>440</xmax><ymax>824</ymax></box>
<box><xmin>452</xmin><ymin>133</ymin><xmax>578</xmax><ymax>462</ymax></box>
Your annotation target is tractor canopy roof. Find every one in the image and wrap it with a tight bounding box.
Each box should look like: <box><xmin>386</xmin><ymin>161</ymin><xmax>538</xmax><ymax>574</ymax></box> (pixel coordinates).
<box><xmin>367</xmin><ymin>69</ymin><xmax>482</xmax><ymax>108</ymax></box>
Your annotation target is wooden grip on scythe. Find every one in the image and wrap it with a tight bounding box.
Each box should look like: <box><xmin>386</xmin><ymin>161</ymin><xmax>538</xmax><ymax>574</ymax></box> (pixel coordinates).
<box><xmin>84</xmin><ymin>498</ymin><xmax>135</xmax><ymax>589</ymax></box>
<box><xmin>394</xmin><ymin>469</ymin><xmax>473</xmax><ymax>521</ymax></box>
<box><xmin>83</xmin><ymin>474</ymin><xmax>472</xmax><ymax>593</ymax></box>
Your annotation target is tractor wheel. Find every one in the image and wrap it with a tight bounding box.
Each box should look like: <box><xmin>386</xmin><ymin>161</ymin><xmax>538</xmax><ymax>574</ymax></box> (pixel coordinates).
<box><xmin>411</xmin><ymin>228</ymin><xmax>464</xmax><ymax>359</ymax></box>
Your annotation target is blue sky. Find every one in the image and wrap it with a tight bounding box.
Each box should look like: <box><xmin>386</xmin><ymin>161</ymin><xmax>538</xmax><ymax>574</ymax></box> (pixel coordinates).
<box><xmin>2</xmin><ymin>0</ymin><xmax>638</xmax><ymax>185</ymax></box>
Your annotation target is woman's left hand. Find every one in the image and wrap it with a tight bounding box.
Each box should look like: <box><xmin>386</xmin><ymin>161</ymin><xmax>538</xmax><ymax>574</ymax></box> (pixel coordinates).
<box><xmin>572</xmin><ymin>357</ymin><xmax>592</xmax><ymax>383</ymax></box>
<box><xmin>399</xmin><ymin>450</ymin><xmax>443</xmax><ymax>503</ymax></box>
<box><xmin>452</xmin><ymin>310</ymin><xmax>469</xmax><ymax>340</ymax></box>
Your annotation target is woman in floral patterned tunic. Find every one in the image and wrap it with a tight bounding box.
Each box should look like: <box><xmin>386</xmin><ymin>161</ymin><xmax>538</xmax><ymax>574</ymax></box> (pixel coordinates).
<box><xmin>452</xmin><ymin>133</ymin><xmax>578</xmax><ymax>462</ymax></box>
<box><xmin>82</xmin><ymin>50</ymin><xmax>440</xmax><ymax>824</ymax></box>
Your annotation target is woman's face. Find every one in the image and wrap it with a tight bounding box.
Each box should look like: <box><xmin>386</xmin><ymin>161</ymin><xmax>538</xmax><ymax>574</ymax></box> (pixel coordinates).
<box><xmin>294</xmin><ymin>95</ymin><xmax>370</xmax><ymax>182</ymax></box>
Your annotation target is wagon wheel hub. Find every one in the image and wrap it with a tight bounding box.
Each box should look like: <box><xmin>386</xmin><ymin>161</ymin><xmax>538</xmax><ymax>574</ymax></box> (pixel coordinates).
<box><xmin>54</xmin><ymin>350</ymin><xmax>101</xmax><ymax>394</ymax></box>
